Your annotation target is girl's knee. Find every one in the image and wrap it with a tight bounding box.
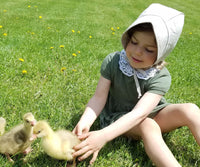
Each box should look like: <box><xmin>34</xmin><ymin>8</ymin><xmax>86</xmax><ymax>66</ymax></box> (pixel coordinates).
<box><xmin>124</xmin><ymin>118</ymin><xmax>160</xmax><ymax>140</ymax></box>
<box><xmin>179</xmin><ymin>103</ymin><xmax>199</xmax><ymax>111</ymax></box>
<box><xmin>170</xmin><ymin>103</ymin><xmax>200</xmax><ymax>127</ymax></box>
<box><xmin>178</xmin><ymin>103</ymin><xmax>200</xmax><ymax>118</ymax></box>
<box><xmin>139</xmin><ymin>118</ymin><xmax>161</xmax><ymax>138</ymax></box>
<box><xmin>184</xmin><ymin>103</ymin><xmax>200</xmax><ymax>121</ymax></box>
<box><xmin>187</xmin><ymin>103</ymin><xmax>199</xmax><ymax>111</ymax></box>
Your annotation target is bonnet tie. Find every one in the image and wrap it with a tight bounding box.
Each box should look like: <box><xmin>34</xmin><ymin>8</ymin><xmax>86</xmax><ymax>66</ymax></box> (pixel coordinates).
<box><xmin>133</xmin><ymin>72</ymin><xmax>142</xmax><ymax>99</ymax></box>
<box><xmin>119</xmin><ymin>50</ymin><xmax>158</xmax><ymax>99</ymax></box>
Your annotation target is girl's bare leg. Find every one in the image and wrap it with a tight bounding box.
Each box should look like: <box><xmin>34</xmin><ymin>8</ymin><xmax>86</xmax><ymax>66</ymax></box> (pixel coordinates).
<box><xmin>125</xmin><ymin>103</ymin><xmax>200</xmax><ymax>166</ymax></box>
<box><xmin>125</xmin><ymin>117</ymin><xmax>181</xmax><ymax>167</ymax></box>
<box><xmin>154</xmin><ymin>103</ymin><xmax>200</xmax><ymax>145</ymax></box>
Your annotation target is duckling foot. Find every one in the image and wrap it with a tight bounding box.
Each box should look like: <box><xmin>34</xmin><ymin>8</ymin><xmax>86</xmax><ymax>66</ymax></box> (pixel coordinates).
<box><xmin>5</xmin><ymin>153</ymin><xmax>14</xmax><ymax>163</ymax></box>
<box><xmin>23</xmin><ymin>146</ymin><xmax>32</xmax><ymax>155</ymax></box>
<box><xmin>66</xmin><ymin>163</ymin><xmax>76</xmax><ymax>167</ymax></box>
<box><xmin>66</xmin><ymin>158</ymin><xmax>77</xmax><ymax>167</ymax></box>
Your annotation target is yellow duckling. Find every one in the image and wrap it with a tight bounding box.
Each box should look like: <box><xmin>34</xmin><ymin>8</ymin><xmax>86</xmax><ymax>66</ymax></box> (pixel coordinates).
<box><xmin>0</xmin><ymin>117</ymin><xmax>6</xmax><ymax>136</ymax></box>
<box><xmin>0</xmin><ymin>112</ymin><xmax>36</xmax><ymax>162</ymax></box>
<box><xmin>33</xmin><ymin>121</ymin><xmax>80</xmax><ymax>167</ymax></box>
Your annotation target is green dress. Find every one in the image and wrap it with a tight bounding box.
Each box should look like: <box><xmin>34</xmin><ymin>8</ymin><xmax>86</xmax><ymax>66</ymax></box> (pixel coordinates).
<box><xmin>99</xmin><ymin>52</ymin><xmax>171</xmax><ymax>128</ymax></box>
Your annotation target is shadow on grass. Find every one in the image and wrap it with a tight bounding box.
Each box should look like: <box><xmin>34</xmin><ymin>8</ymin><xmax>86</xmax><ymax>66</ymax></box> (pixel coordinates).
<box><xmin>104</xmin><ymin>137</ymin><xmax>153</xmax><ymax>167</ymax></box>
<box><xmin>26</xmin><ymin>153</ymin><xmax>67</xmax><ymax>167</ymax></box>
<box><xmin>66</xmin><ymin>111</ymin><xmax>83</xmax><ymax>131</ymax></box>
<box><xmin>68</xmin><ymin>114</ymin><xmax>154</xmax><ymax>167</ymax></box>
<box><xmin>163</xmin><ymin>129</ymin><xmax>200</xmax><ymax>167</ymax></box>
<box><xmin>62</xmin><ymin>112</ymin><xmax>156</xmax><ymax>166</ymax></box>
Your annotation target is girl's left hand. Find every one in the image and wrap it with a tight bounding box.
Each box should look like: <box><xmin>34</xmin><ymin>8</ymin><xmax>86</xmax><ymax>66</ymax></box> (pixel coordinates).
<box><xmin>73</xmin><ymin>130</ymin><xmax>107</xmax><ymax>164</ymax></box>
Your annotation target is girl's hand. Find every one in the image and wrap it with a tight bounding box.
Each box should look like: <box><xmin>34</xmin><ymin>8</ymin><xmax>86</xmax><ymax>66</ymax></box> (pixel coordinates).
<box><xmin>73</xmin><ymin>130</ymin><xmax>108</xmax><ymax>164</ymax></box>
<box><xmin>72</xmin><ymin>121</ymin><xmax>90</xmax><ymax>137</ymax></box>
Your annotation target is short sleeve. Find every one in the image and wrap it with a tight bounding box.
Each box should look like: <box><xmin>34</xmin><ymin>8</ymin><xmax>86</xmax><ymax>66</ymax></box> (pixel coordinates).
<box><xmin>100</xmin><ymin>52</ymin><xmax>119</xmax><ymax>80</ymax></box>
<box><xmin>145</xmin><ymin>67</ymin><xmax>171</xmax><ymax>95</ymax></box>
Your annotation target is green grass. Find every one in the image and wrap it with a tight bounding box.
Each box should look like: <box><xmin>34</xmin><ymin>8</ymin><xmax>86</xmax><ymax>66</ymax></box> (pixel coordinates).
<box><xmin>0</xmin><ymin>0</ymin><xmax>200</xmax><ymax>166</ymax></box>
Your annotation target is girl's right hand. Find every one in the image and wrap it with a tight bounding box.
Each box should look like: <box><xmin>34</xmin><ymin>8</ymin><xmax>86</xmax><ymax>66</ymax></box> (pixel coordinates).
<box><xmin>73</xmin><ymin>121</ymin><xmax>90</xmax><ymax>137</ymax></box>
<box><xmin>73</xmin><ymin>130</ymin><xmax>108</xmax><ymax>164</ymax></box>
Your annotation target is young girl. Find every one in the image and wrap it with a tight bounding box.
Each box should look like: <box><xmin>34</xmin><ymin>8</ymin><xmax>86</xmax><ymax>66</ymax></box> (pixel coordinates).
<box><xmin>72</xmin><ymin>3</ymin><xmax>200</xmax><ymax>166</ymax></box>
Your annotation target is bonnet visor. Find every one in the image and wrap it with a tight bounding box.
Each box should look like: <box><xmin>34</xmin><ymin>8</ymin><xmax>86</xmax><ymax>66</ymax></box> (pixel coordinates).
<box><xmin>121</xmin><ymin>3</ymin><xmax>184</xmax><ymax>65</ymax></box>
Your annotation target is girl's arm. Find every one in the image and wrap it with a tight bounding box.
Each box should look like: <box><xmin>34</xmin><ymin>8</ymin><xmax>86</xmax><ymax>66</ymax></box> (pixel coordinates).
<box><xmin>73</xmin><ymin>75</ymin><xmax>111</xmax><ymax>136</ymax></box>
<box><xmin>73</xmin><ymin>91</ymin><xmax>162</xmax><ymax>164</ymax></box>
<box><xmin>102</xmin><ymin>92</ymin><xmax>162</xmax><ymax>141</ymax></box>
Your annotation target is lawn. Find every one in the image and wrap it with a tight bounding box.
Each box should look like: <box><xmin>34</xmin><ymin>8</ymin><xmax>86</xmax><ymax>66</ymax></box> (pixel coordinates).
<box><xmin>0</xmin><ymin>0</ymin><xmax>200</xmax><ymax>166</ymax></box>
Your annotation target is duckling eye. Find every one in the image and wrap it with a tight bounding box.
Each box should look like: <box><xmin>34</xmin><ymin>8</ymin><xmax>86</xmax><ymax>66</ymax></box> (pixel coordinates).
<box><xmin>26</xmin><ymin>120</ymin><xmax>29</xmax><ymax>123</ymax></box>
<box><xmin>37</xmin><ymin>130</ymin><xmax>41</xmax><ymax>134</ymax></box>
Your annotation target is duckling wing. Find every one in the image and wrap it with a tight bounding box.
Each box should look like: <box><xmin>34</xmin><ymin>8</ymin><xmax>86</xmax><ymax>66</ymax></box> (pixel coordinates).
<box><xmin>0</xmin><ymin>124</ymin><xmax>30</xmax><ymax>154</ymax></box>
<box><xmin>41</xmin><ymin>133</ymin><xmax>68</xmax><ymax>160</ymax></box>
<box><xmin>56</xmin><ymin>130</ymin><xmax>80</xmax><ymax>148</ymax></box>
<box><xmin>55</xmin><ymin>130</ymin><xmax>80</xmax><ymax>160</ymax></box>
<box><xmin>14</xmin><ymin>128</ymin><xmax>28</xmax><ymax>145</ymax></box>
<box><xmin>0</xmin><ymin>125</ymin><xmax>23</xmax><ymax>154</ymax></box>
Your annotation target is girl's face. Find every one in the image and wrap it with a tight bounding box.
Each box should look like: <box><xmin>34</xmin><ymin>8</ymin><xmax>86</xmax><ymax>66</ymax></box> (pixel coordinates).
<box><xmin>125</xmin><ymin>31</ymin><xmax>157</xmax><ymax>69</ymax></box>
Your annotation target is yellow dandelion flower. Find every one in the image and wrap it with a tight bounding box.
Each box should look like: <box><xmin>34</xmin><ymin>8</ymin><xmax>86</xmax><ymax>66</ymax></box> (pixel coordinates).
<box><xmin>72</xmin><ymin>53</ymin><xmax>77</xmax><ymax>57</ymax></box>
<box><xmin>31</xmin><ymin>32</ymin><xmax>35</xmax><ymax>35</ymax></box>
<box><xmin>0</xmin><ymin>25</ymin><xmax>3</xmax><ymax>29</ymax></box>
<box><xmin>3</xmin><ymin>10</ymin><xmax>7</xmax><ymax>13</ymax></box>
<box><xmin>60</xmin><ymin>45</ymin><xmax>64</xmax><ymax>48</ymax></box>
<box><xmin>112</xmin><ymin>32</ymin><xmax>115</xmax><ymax>35</ymax></box>
<box><xmin>34</xmin><ymin>6</ymin><xmax>38</xmax><ymax>8</ymax></box>
<box><xmin>19</xmin><ymin>58</ymin><xmax>24</xmax><ymax>62</ymax></box>
<box><xmin>77</xmin><ymin>31</ymin><xmax>80</xmax><ymax>34</ymax></box>
<box><xmin>77</xmin><ymin>51</ymin><xmax>81</xmax><ymax>54</ymax></box>
<box><xmin>28</xmin><ymin>5</ymin><xmax>31</xmax><ymax>8</ymax></box>
<box><xmin>3</xmin><ymin>33</ymin><xmax>7</xmax><ymax>36</ymax></box>
<box><xmin>47</xmin><ymin>27</ymin><xmax>51</xmax><ymax>29</ymax></box>
<box><xmin>50</xmin><ymin>47</ymin><xmax>54</xmax><ymax>49</ymax></box>
<box><xmin>117</xmin><ymin>27</ymin><xmax>120</xmax><ymax>30</ymax></box>
<box><xmin>39</xmin><ymin>16</ymin><xmax>42</xmax><ymax>19</ymax></box>
<box><xmin>61</xmin><ymin>67</ymin><xmax>66</xmax><ymax>72</ymax></box>
<box><xmin>89</xmin><ymin>35</ymin><xmax>92</xmax><ymax>39</ymax></box>
<box><xmin>72</xmin><ymin>30</ymin><xmax>75</xmax><ymax>33</ymax></box>
<box><xmin>72</xmin><ymin>69</ymin><xmax>77</xmax><ymax>72</ymax></box>
<box><xmin>111</xmin><ymin>27</ymin><xmax>115</xmax><ymax>31</ymax></box>
<box><xmin>189</xmin><ymin>32</ymin><xmax>192</xmax><ymax>35</ymax></box>
<box><xmin>22</xmin><ymin>70</ymin><xmax>27</xmax><ymax>74</ymax></box>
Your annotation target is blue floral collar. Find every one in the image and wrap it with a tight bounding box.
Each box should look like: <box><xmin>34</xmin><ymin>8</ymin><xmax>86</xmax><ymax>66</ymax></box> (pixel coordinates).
<box><xmin>119</xmin><ymin>50</ymin><xmax>159</xmax><ymax>80</ymax></box>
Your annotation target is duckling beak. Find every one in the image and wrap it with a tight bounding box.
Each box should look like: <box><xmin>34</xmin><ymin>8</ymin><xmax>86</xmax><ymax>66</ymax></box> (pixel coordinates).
<box><xmin>31</xmin><ymin>120</ymin><xmax>37</xmax><ymax>126</ymax></box>
<box><xmin>30</xmin><ymin>134</ymin><xmax>37</xmax><ymax>141</ymax></box>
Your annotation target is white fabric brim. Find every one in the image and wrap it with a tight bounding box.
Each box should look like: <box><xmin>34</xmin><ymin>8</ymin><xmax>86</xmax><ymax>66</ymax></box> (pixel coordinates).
<box><xmin>121</xmin><ymin>15</ymin><xmax>168</xmax><ymax>65</ymax></box>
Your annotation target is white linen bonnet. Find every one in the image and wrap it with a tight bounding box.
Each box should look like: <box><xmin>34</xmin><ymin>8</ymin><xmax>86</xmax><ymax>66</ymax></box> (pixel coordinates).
<box><xmin>121</xmin><ymin>3</ymin><xmax>185</xmax><ymax>65</ymax></box>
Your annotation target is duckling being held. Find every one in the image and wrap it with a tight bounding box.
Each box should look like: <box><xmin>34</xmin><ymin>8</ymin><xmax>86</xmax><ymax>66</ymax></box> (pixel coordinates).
<box><xmin>0</xmin><ymin>117</ymin><xmax>6</xmax><ymax>136</ymax></box>
<box><xmin>33</xmin><ymin>121</ymin><xmax>80</xmax><ymax>167</ymax></box>
<box><xmin>0</xmin><ymin>112</ymin><xmax>36</xmax><ymax>162</ymax></box>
